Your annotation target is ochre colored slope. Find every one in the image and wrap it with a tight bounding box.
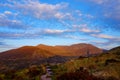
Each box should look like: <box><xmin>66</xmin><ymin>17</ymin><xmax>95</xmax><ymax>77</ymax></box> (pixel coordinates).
<box><xmin>0</xmin><ymin>46</ymin><xmax>54</xmax><ymax>60</ymax></box>
<box><xmin>0</xmin><ymin>43</ymin><xmax>103</xmax><ymax>60</ymax></box>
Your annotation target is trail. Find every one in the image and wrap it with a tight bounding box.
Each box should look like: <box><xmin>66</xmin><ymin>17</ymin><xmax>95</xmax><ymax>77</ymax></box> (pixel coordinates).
<box><xmin>41</xmin><ymin>74</ymin><xmax>51</xmax><ymax>80</ymax></box>
<box><xmin>41</xmin><ymin>66</ymin><xmax>52</xmax><ymax>80</ymax></box>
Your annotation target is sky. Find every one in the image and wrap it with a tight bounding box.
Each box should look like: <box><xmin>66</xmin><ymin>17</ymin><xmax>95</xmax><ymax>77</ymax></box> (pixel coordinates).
<box><xmin>0</xmin><ymin>0</ymin><xmax>120</xmax><ymax>52</ymax></box>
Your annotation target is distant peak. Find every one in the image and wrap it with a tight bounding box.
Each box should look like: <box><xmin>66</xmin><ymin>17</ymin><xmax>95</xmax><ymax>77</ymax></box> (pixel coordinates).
<box><xmin>37</xmin><ymin>44</ymin><xmax>46</xmax><ymax>46</ymax></box>
<box><xmin>37</xmin><ymin>44</ymin><xmax>51</xmax><ymax>47</ymax></box>
<box><xmin>71</xmin><ymin>43</ymin><xmax>91</xmax><ymax>46</ymax></box>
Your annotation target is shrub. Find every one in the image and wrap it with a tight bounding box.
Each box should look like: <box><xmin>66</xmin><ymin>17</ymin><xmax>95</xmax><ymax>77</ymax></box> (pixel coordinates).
<box><xmin>27</xmin><ymin>66</ymin><xmax>40</xmax><ymax>79</ymax></box>
<box><xmin>57</xmin><ymin>67</ymin><xmax>102</xmax><ymax>80</ymax></box>
<box><xmin>4</xmin><ymin>70</ymin><xmax>16</xmax><ymax>79</ymax></box>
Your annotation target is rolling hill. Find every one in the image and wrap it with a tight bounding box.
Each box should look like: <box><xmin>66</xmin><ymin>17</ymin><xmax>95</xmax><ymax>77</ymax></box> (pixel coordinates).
<box><xmin>0</xmin><ymin>43</ymin><xmax>103</xmax><ymax>71</ymax></box>
<box><xmin>0</xmin><ymin>45</ymin><xmax>119</xmax><ymax>80</ymax></box>
<box><xmin>52</xmin><ymin>46</ymin><xmax>120</xmax><ymax>80</ymax></box>
<box><xmin>37</xmin><ymin>43</ymin><xmax>103</xmax><ymax>56</ymax></box>
<box><xmin>0</xmin><ymin>43</ymin><xmax>103</xmax><ymax>59</ymax></box>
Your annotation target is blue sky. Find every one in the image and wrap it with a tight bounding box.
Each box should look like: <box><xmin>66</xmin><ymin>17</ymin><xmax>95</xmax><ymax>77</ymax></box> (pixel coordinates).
<box><xmin>0</xmin><ymin>0</ymin><xmax>120</xmax><ymax>52</ymax></box>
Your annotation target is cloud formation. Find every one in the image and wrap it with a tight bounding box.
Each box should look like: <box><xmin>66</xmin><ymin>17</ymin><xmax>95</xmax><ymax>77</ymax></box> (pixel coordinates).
<box><xmin>0</xmin><ymin>0</ymin><xmax>119</xmax><ymax>50</ymax></box>
<box><xmin>64</xmin><ymin>35</ymin><xmax>87</xmax><ymax>40</ymax></box>
<box><xmin>43</xmin><ymin>29</ymin><xmax>73</xmax><ymax>35</ymax></box>
<box><xmin>0</xmin><ymin>11</ymin><xmax>29</xmax><ymax>29</ymax></box>
<box><xmin>0</xmin><ymin>28</ymin><xmax>74</xmax><ymax>39</ymax></box>
<box><xmin>89</xmin><ymin>0</ymin><xmax>120</xmax><ymax>20</ymax></box>
<box><xmin>3</xmin><ymin>0</ymin><xmax>71</xmax><ymax>20</ymax></box>
<box><xmin>80</xmin><ymin>27</ymin><xmax>100</xmax><ymax>33</ymax></box>
<box><xmin>73</xmin><ymin>24</ymin><xmax>101</xmax><ymax>34</ymax></box>
<box><xmin>91</xmin><ymin>33</ymin><xmax>120</xmax><ymax>49</ymax></box>
<box><xmin>91</xmin><ymin>34</ymin><xmax>113</xmax><ymax>39</ymax></box>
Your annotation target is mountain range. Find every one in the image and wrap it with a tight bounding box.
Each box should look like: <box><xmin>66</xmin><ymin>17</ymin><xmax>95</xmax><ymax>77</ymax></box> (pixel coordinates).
<box><xmin>0</xmin><ymin>43</ymin><xmax>103</xmax><ymax>71</ymax></box>
<box><xmin>0</xmin><ymin>43</ymin><xmax>103</xmax><ymax>59</ymax></box>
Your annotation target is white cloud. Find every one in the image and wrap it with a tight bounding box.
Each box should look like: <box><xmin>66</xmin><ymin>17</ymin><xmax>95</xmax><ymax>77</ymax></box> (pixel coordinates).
<box><xmin>73</xmin><ymin>24</ymin><xmax>100</xmax><ymax>33</ymax></box>
<box><xmin>0</xmin><ymin>12</ymin><xmax>29</xmax><ymax>29</ymax></box>
<box><xmin>44</xmin><ymin>29</ymin><xmax>65</xmax><ymax>34</ymax></box>
<box><xmin>0</xmin><ymin>28</ymin><xmax>75</xmax><ymax>39</ymax></box>
<box><xmin>75</xmin><ymin>10</ymin><xmax>83</xmax><ymax>16</ymax></box>
<box><xmin>89</xmin><ymin>0</ymin><xmax>108</xmax><ymax>4</ymax></box>
<box><xmin>4</xmin><ymin>11</ymin><xmax>12</xmax><ymax>15</ymax></box>
<box><xmin>90</xmin><ymin>0</ymin><xmax>120</xmax><ymax>20</ymax></box>
<box><xmin>54</xmin><ymin>13</ymin><xmax>64</xmax><ymax>19</ymax></box>
<box><xmin>64</xmin><ymin>35</ymin><xmax>87</xmax><ymax>40</ymax></box>
<box><xmin>4</xmin><ymin>0</ymin><xmax>71</xmax><ymax>20</ymax></box>
<box><xmin>91</xmin><ymin>34</ymin><xmax>120</xmax><ymax>49</ymax></box>
<box><xmin>54</xmin><ymin>12</ymin><xmax>73</xmax><ymax>20</ymax></box>
<box><xmin>76</xmin><ymin>0</ymin><xmax>120</xmax><ymax>20</ymax></box>
<box><xmin>43</xmin><ymin>29</ymin><xmax>73</xmax><ymax>34</ymax></box>
<box><xmin>91</xmin><ymin>34</ymin><xmax>114</xmax><ymax>39</ymax></box>
<box><xmin>80</xmin><ymin>27</ymin><xmax>100</xmax><ymax>33</ymax></box>
<box><xmin>73</xmin><ymin>24</ymin><xmax>87</xmax><ymax>28</ymax></box>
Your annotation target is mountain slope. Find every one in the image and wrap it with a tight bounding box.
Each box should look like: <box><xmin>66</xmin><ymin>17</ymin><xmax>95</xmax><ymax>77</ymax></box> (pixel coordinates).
<box><xmin>0</xmin><ymin>46</ymin><xmax>54</xmax><ymax>60</ymax></box>
<box><xmin>37</xmin><ymin>44</ymin><xmax>72</xmax><ymax>56</ymax></box>
<box><xmin>0</xmin><ymin>43</ymin><xmax>103</xmax><ymax>71</ymax></box>
<box><xmin>52</xmin><ymin>46</ymin><xmax>120</xmax><ymax>80</ymax></box>
<box><xmin>0</xmin><ymin>43</ymin><xmax>103</xmax><ymax>60</ymax></box>
<box><xmin>56</xmin><ymin>43</ymin><xmax>102</xmax><ymax>56</ymax></box>
<box><xmin>37</xmin><ymin>43</ymin><xmax>103</xmax><ymax>56</ymax></box>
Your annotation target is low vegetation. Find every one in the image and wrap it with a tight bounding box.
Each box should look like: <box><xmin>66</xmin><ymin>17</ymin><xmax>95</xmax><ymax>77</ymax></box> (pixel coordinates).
<box><xmin>0</xmin><ymin>64</ymin><xmax>46</xmax><ymax>80</ymax></box>
<box><xmin>51</xmin><ymin>46</ymin><xmax>120</xmax><ymax>80</ymax></box>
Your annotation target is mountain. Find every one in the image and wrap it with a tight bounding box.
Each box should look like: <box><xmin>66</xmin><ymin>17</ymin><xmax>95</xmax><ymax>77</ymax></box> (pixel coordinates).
<box><xmin>0</xmin><ymin>43</ymin><xmax>103</xmax><ymax>71</ymax></box>
<box><xmin>0</xmin><ymin>46</ymin><xmax>54</xmax><ymax>71</ymax></box>
<box><xmin>109</xmin><ymin>46</ymin><xmax>120</xmax><ymax>55</ymax></box>
<box><xmin>0</xmin><ymin>43</ymin><xmax>103</xmax><ymax>60</ymax></box>
<box><xmin>37</xmin><ymin>43</ymin><xmax>103</xmax><ymax>56</ymax></box>
<box><xmin>55</xmin><ymin>46</ymin><xmax>120</xmax><ymax>80</ymax></box>
<box><xmin>0</xmin><ymin>46</ymin><xmax>54</xmax><ymax>60</ymax></box>
<box><xmin>56</xmin><ymin>43</ymin><xmax>103</xmax><ymax>56</ymax></box>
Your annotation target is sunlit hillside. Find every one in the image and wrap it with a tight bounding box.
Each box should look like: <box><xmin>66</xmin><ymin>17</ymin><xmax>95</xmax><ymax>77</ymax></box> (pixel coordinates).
<box><xmin>0</xmin><ymin>46</ymin><xmax>120</xmax><ymax>80</ymax></box>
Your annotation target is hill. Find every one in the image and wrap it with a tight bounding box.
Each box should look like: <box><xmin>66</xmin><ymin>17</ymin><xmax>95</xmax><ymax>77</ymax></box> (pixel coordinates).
<box><xmin>0</xmin><ymin>45</ymin><xmax>119</xmax><ymax>80</ymax></box>
<box><xmin>0</xmin><ymin>43</ymin><xmax>103</xmax><ymax>71</ymax></box>
<box><xmin>37</xmin><ymin>43</ymin><xmax>103</xmax><ymax>56</ymax></box>
<box><xmin>52</xmin><ymin>46</ymin><xmax>120</xmax><ymax>80</ymax></box>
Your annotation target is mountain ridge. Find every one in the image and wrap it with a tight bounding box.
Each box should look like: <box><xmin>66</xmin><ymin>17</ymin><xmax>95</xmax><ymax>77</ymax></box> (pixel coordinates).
<box><xmin>0</xmin><ymin>43</ymin><xmax>103</xmax><ymax>57</ymax></box>
<box><xmin>0</xmin><ymin>43</ymin><xmax>105</xmax><ymax>71</ymax></box>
